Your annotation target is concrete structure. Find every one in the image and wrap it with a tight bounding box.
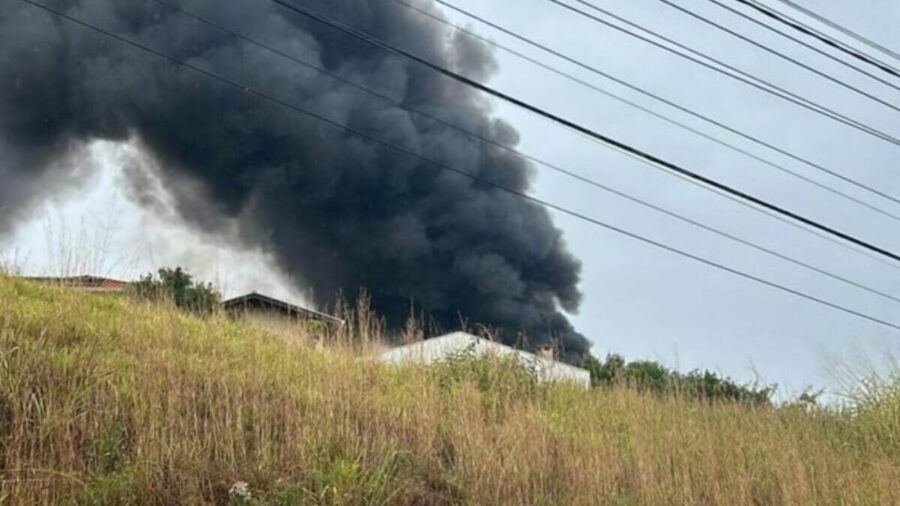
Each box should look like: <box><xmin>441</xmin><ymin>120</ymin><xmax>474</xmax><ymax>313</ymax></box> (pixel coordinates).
<box><xmin>380</xmin><ymin>332</ymin><xmax>591</xmax><ymax>387</ymax></box>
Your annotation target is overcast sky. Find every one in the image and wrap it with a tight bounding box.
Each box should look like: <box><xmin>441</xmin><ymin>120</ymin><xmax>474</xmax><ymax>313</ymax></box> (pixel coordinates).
<box><xmin>4</xmin><ymin>0</ymin><xmax>900</xmax><ymax>398</ymax></box>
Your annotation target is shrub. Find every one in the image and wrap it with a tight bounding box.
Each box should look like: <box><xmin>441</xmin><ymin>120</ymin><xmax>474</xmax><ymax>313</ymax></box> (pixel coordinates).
<box><xmin>130</xmin><ymin>266</ymin><xmax>220</xmax><ymax>314</ymax></box>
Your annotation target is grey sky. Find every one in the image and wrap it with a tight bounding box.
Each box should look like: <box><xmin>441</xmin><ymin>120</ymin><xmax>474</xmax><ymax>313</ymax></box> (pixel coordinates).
<box><xmin>4</xmin><ymin>0</ymin><xmax>900</xmax><ymax>396</ymax></box>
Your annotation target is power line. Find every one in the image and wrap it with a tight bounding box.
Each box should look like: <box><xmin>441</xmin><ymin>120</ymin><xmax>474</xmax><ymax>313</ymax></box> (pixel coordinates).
<box><xmin>771</xmin><ymin>0</ymin><xmax>900</xmax><ymax>72</ymax></box>
<box><xmin>393</xmin><ymin>0</ymin><xmax>900</xmax><ymax>254</ymax></box>
<box><xmin>544</xmin><ymin>0</ymin><xmax>900</xmax><ymax>147</ymax></box>
<box><xmin>712</xmin><ymin>0</ymin><xmax>900</xmax><ymax>90</ymax></box>
<box><xmin>147</xmin><ymin>0</ymin><xmax>900</xmax><ymax>308</ymax></box>
<box><xmin>734</xmin><ymin>0</ymin><xmax>900</xmax><ymax>80</ymax></box>
<box><xmin>264</xmin><ymin>0</ymin><xmax>900</xmax><ymax>265</ymax></box>
<box><xmin>400</xmin><ymin>1</ymin><xmax>900</xmax><ymax>273</ymax></box>
<box><xmin>661</xmin><ymin>0</ymin><xmax>900</xmax><ymax>96</ymax></box>
<box><xmin>20</xmin><ymin>0</ymin><xmax>900</xmax><ymax>332</ymax></box>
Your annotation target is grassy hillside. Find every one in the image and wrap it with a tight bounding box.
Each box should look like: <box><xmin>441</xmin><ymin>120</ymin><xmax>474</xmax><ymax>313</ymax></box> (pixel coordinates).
<box><xmin>1</xmin><ymin>276</ymin><xmax>898</xmax><ymax>505</ymax></box>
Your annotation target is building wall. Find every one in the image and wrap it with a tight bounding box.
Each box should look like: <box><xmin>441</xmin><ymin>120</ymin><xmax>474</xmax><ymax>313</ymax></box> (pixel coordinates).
<box><xmin>233</xmin><ymin>310</ymin><xmax>330</xmax><ymax>344</ymax></box>
<box><xmin>380</xmin><ymin>332</ymin><xmax>591</xmax><ymax>387</ymax></box>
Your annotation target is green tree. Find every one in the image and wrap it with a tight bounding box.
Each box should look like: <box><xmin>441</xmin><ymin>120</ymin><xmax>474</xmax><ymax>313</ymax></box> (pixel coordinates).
<box><xmin>583</xmin><ymin>353</ymin><xmax>773</xmax><ymax>406</ymax></box>
<box><xmin>132</xmin><ymin>267</ymin><xmax>220</xmax><ymax>314</ymax></box>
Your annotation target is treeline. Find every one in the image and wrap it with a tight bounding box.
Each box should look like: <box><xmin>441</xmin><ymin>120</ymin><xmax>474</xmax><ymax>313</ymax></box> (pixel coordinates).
<box><xmin>583</xmin><ymin>354</ymin><xmax>774</xmax><ymax>405</ymax></box>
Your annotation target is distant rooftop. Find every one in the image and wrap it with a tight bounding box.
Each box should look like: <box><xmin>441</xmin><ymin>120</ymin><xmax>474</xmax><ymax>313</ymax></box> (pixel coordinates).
<box><xmin>23</xmin><ymin>277</ymin><xmax>345</xmax><ymax>326</ymax></box>
<box><xmin>380</xmin><ymin>331</ymin><xmax>590</xmax><ymax>387</ymax></box>
<box><xmin>222</xmin><ymin>292</ymin><xmax>344</xmax><ymax>325</ymax></box>
<box><xmin>25</xmin><ymin>275</ymin><xmax>130</xmax><ymax>293</ymax></box>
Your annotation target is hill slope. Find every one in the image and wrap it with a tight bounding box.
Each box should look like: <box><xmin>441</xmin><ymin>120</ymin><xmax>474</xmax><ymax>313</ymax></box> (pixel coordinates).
<box><xmin>0</xmin><ymin>277</ymin><xmax>897</xmax><ymax>505</ymax></box>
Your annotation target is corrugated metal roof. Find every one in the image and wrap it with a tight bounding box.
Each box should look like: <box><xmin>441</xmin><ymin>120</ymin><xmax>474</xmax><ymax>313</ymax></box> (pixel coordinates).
<box><xmin>222</xmin><ymin>292</ymin><xmax>344</xmax><ymax>325</ymax></box>
<box><xmin>381</xmin><ymin>331</ymin><xmax>591</xmax><ymax>387</ymax></box>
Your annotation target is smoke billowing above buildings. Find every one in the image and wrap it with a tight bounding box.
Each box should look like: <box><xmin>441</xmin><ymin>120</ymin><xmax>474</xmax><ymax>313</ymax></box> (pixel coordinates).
<box><xmin>0</xmin><ymin>0</ymin><xmax>590</xmax><ymax>360</ymax></box>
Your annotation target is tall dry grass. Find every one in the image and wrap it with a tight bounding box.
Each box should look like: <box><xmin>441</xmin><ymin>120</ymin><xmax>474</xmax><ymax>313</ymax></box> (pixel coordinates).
<box><xmin>1</xmin><ymin>275</ymin><xmax>898</xmax><ymax>505</ymax></box>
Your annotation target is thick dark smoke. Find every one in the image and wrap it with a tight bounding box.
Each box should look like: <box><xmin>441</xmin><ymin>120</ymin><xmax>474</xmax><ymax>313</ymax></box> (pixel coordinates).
<box><xmin>0</xmin><ymin>0</ymin><xmax>591</xmax><ymax>360</ymax></box>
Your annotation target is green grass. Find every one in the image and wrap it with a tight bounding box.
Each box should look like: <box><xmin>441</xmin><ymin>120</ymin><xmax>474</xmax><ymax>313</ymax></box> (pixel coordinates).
<box><xmin>0</xmin><ymin>276</ymin><xmax>898</xmax><ymax>505</ymax></box>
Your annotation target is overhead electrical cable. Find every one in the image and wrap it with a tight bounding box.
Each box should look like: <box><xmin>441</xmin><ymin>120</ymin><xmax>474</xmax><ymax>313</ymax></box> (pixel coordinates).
<box><xmin>735</xmin><ymin>0</ymin><xmax>900</xmax><ymax>80</ymax></box>
<box><xmin>542</xmin><ymin>0</ymin><xmax>900</xmax><ymax>146</ymax></box>
<box><xmin>390</xmin><ymin>0</ymin><xmax>900</xmax><ymax>236</ymax></box>
<box><xmin>770</xmin><ymin>0</ymin><xmax>900</xmax><ymax>73</ymax></box>
<box><xmin>261</xmin><ymin>0</ymin><xmax>900</xmax><ymax>265</ymax></box>
<box><xmin>661</xmin><ymin>0</ymin><xmax>900</xmax><ymax>95</ymax></box>
<box><xmin>147</xmin><ymin>0</ymin><xmax>900</xmax><ymax>307</ymax></box>
<box><xmin>19</xmin><ymin>0</ymin><xmax>900</xmax><ymax>332</ymax></box>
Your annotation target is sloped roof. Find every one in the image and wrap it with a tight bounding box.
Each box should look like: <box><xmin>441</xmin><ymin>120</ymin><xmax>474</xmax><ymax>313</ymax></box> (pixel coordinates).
<box><xmin>380</xmin><ymin>331</ymin><xmax>591</xmax><ymax>387</ymax></box>
<box><xmin>222</xmin><ymin>292</ymin><xmax>344</xmax><ymax>325</ymax></box>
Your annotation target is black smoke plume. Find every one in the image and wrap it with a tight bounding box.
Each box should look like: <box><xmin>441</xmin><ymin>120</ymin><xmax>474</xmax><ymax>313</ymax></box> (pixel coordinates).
<box><xmin>0</xmin><ymin>0</ymin><xmax>590</xmax><ymax>360</ymax></box>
